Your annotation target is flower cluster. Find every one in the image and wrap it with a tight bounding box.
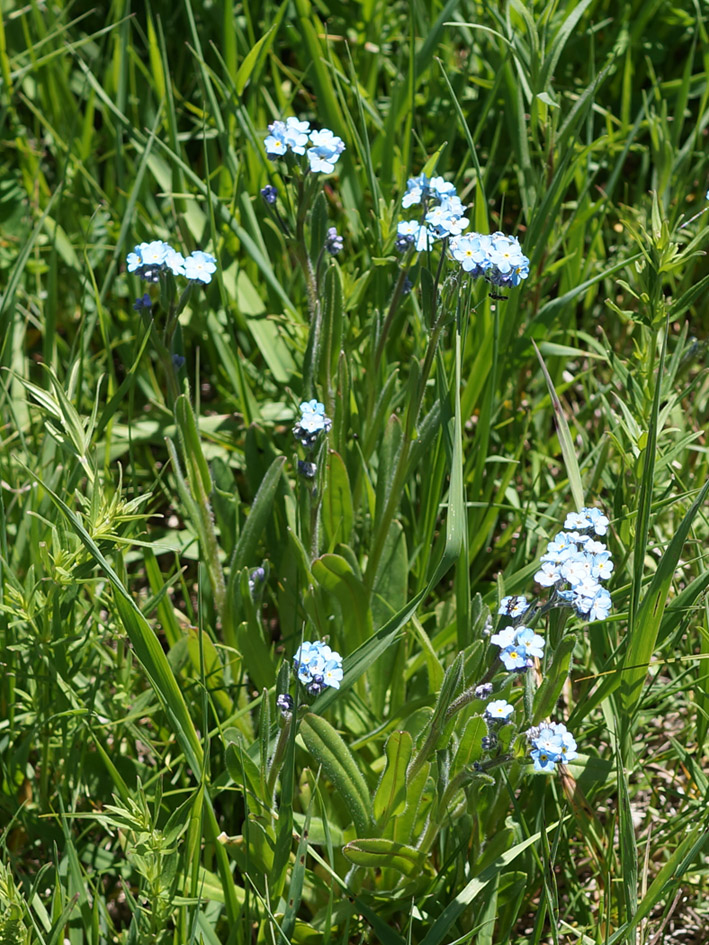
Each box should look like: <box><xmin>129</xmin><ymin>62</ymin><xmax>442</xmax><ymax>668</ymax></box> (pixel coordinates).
<box><xmin>450</xmin><ymin>231</ymin><xmax>530</xmax><ymax>287</ymax></box>
<box><xmin>264</xmin><ymin>118</ymin><xmax>345</xmax><ymax>174</ymax></box>
<box><xmin>534</xmin><ymin>507</ymin><xmax>613</xmax><ymax>621</ymax></box>
<box><xmin>127</xmin><ymin>241</ymin><xmax>217</xmax><ymax>285</ymax></box>
<box><xmin>490</xmin><ymin>624</ymin><xmax>545</xmax><ymax>672</ymax></box>
<box><xmin>527</xmin><ymin>722</ymin><xmax>578</xmax><ymax>773</ymax></box>
<box><xmin>293</xmin><ymin>399</ymin><xmax>332</xmax><ymax>449</ymax></box>
<box><xmin>396</xmin><ymin>173</ymin><xmax>469</xmax><ymax>251</ymax></box>
<box><xmin>293</xmin><ymin>641</ymin><xmax>343</xmax><ymax>695</ymax></box>
<box><xmin>395</xmin><ymin>172</ymin><xmax>529</xmax><ymax>287</ymax></box>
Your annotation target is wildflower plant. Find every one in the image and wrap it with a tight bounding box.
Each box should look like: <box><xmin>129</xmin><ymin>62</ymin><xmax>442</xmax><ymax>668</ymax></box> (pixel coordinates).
<box><xmin>8</xmin><ymin>6</ymin><xmax>709</xmax><ymax>945</ymax></box>
<box><xmin>125</xmin><ymin>238</ymin><xmax>217</xmax><ymax>404</ymax></box>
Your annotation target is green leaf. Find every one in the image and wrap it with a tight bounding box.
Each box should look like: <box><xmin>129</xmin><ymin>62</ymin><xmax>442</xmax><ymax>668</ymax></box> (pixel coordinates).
<box><xmin>621</xmin><ymin>480</ymin><xmax>709</xmax><ymax>717</ymax></box>
<box><xmin>299</xmin><ymin>712</ymin><xmax>371</xmax><ymax>836</ymax></box>
<box><xmin>174</xmin><ymin>394</ymin><xmax>212</xmax><ymax>497</ymax></box>
<box><xmin>533</xmin><ymin>635</ymin><xmax>576</xmax><ymax>725</ymax></box>
<box><xmin>533</xmin><ymin>340</ymin><xmax>585</xmax><ymax>512</ymax></box>
<box><xmin>321</xmin><ymin>451</ymin><xmax>354</xmax><ymax>550</ymax></box>
<box><xmin>311</xmin><ymin>553</ymin><xmax>372</xmax><ymax>649</ymax></box>
<box><xmin>234</xmin><ymin>24</ymin><xmax>276</xmax><ymax>95</ymax></box>
<box><xmin>342</xmin><ymin>838</ymin><xmax>431</xmax><ymax>877</ymax></box>
<box><xmin>373</xmin><ymin>731</ymin><xmax>413</xmax><ymax>826</ymax></box>
<box><xmin>419</xmin><ymin>820</ymin><xmax>569</xmax><ymax>945</ymax></box>
<box><xmin>229</xmin><ymin>455</ymin><xmax>286</xmax><ymax>572</ymax></box>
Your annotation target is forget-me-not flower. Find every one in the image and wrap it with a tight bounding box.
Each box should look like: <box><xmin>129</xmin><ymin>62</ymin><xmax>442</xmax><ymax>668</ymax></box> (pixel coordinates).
<box><xmin>485</xmin><ymin>700</ymin><xmax>514</xmax><ymax>721</ymax></box>
<box><xmin>184</xmin><ymin>251</ymin><xmax>217</xmax><ymax>284</ymax></box>
<box><xmin>294</xmin><ymin>400</ymin><xmax>332</xmax><ymax>448</ymax></box>
<box><xmin>534</xmin><ymin>508</ymin><xmax>613</xmax><ymax>621</ymax></box>
<box><xmin>528</xmin><ymin>721</ymin><xmax>578</xmax><ymax>773</ymax></box>
<box><xmin>293</xmin><ymin>641</ymin><xmax>343</xmax><ymax>695</ymax></box>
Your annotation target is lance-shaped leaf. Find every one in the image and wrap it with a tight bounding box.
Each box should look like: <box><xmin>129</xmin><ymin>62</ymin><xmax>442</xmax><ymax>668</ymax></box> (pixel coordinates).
<box><xmin>300</xmin><ymin>712</ymin><xmax>371</xmax><ymax>836</ymax></box>
<box><xmin>621</xmin><ymin>480</ymin><xmax>709</xmax><ymax>718</ymax></box>
<box><xmin>373</xmin><ymin>731</ymin><xmax>413</xmax><ymax>826</ymax></box>
<box><xmin>342</xmin><ymin>838</ymin><xmax>431</xmax><ymax>877</ymax></box>
<box><xmin>533</xmin><ymin>635</ymin><xmax>576</xmax><ymax>725</ymax></box>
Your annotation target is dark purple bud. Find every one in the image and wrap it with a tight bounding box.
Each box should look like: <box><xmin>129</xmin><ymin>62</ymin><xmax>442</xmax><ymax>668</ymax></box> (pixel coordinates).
<box><xmin>133</xmin><ymin>293</ymin><xmax>152</xmax><ymax>311</ymax></box>
<box><xmin>297</xmin><ymin>460</ymin><xmax>317</xmax><ymax>478</ymax></box>
<box><xmin>276</xmin><ymin>693</ymin><xmax>294</xmax><ymax>714</ymax></box>
<box><xmin>261</xmin><ymin>185</ymin><xmax>278</xmax><ymax>204</ymax></box>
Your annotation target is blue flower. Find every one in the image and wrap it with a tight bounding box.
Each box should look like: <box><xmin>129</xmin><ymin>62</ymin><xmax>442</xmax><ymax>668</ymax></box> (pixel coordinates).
<box><xmin>248</xmin><ymin>566</ymin><xmax>267</xmax><ymax>596</ymax></box>
<box><xmin>264</xmin><ymin>117</ymin><xmax>310</xmax><ymax>158</ymax></box>
<box><xmin>515</xmin><ymin>627</ymin><xmax>545</xmax><ymax>659</ymax></box>
<box><xmin>499</xmin><ymin>645</ymin><xmax>529</xmax><ymax>671</ymax></box>
<box><xmin>534</xmin><ymin>560</ymin><xmax>562</xmax><ymax>587</ymax></box>
<box><xmin>276</xmin><ymin>693</ymin><xmax>294</xmax><ymax>714</ymax></box>
<box><xmin>564</xmin><ymin>507</ymin><xmax>609</xmax><ymax>536</ymax></box>
<box><xmin>489</xmin><ymin>626</ymin><xmax>516</xmax><ymax>649</ymax></box>
<box><xmin>293</xmin><ymin>641</ymin><xmax>343</xmax><ymax>693</ymax></box>
<box><xmin>485</xmin><ymin>699</ymin><xmax>514</xmax><ymax>720</ymax></box>
<box><xmin>449</xmin><ymin>231</ymin><xmax>530</xmax><ymax>287</ymax></box>
<box><xmin>133</xmin><ymin>293</ymin><xmax>152</xmax><ymax>311</ymax></box>
<box><xmin>306</xmin><ymin>128</ymin><xmax>345</xmax><ymax>174</ymax></box>
<box><xmin>533</xmin><ymin>510</ymin><xmax>614</xmax><ymax>620</ymax></box>
<box><xmin>398</xmin><ymin>172</ymin><xmax>469</xmax><ymax>253</ymax></box>
<box><xmin>498</xmin><ymin>595</ymin><xmax>529</xmax><ymax>618</ymax></box>
<box><xmin>294</xmin><ymin>400</ymin><xmax>332</xmax><ymax>448</ymax></box>
<box><xmin>528</xmin><ymin>721</ymin><xmax>578</xmax><ymax>773</ymax></box>
<box><xmin>297</xmin><ymin>460</ymin><xmax>317</xmax><ymax>479</ymax></box>
<box><xmin>126</xmin><ymin>240</ymin><xmax>212</xmax><ymax>284</ymax></box>
<box><xmin>126</xmin><ymin>240</ymin><xmax>170</xmax><ymax>281</ymax></box>
<box><xmin>264</xmin><ymin>119</ymin><xmax>345</xmax><ymax>173</ymax></box>
<box><xmin>401</xmin><ymin>173</ymin><xmax>457</xmax><ymax>209</ymax></box>
<box><xmin>184</xmin><ymin>251</ymin><xmax>217</xmax><ymax>284</ymax></box>
<box><xmin>490</xmin><ymin>624</ymin><xmax>545</xmax><ymax>673</ymax></box>
<box><xmin>164</xmin><ymin>246</ymin><xmax>186</xmax><ymax>276</ymax></box>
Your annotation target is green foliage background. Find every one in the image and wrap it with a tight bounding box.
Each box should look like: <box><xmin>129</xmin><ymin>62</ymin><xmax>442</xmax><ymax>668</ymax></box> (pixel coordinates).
<box><xmin>1</xmin><ymin>0</ymin><xmax>709</xmax><ymax>943</ymax></box>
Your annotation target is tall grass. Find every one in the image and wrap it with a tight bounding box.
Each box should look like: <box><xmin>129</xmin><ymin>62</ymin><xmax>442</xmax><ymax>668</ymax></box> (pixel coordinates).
<box><xmin>1</xmin><ymin>1</ymin><xmax>709</xmax><ymax>943</ymax></box>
